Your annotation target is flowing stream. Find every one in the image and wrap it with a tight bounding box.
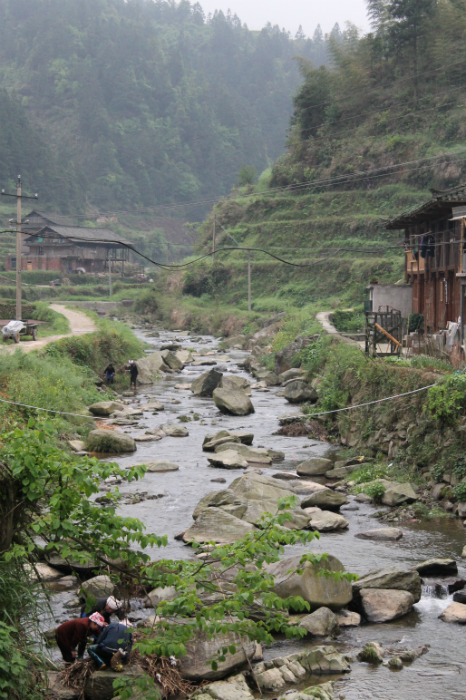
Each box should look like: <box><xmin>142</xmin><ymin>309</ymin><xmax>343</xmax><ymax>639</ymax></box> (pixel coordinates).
<box><xmin>48</xmin><ymin>327</ymin><xmax>466</xmax><ymax>699</ymax></box>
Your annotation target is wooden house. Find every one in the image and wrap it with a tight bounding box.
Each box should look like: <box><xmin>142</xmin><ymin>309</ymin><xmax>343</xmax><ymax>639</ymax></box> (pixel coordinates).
<box><xmin>386</xmin><ymin>183</ymin><xmax>466</xmax><ymax>338</ymax></box>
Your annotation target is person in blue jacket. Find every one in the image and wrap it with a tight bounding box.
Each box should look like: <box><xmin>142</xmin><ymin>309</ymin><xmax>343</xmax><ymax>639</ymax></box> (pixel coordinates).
<box><xmin>88</xmin><ymin>618</ymin><xmax>133</xmax><ymax>670</ymax></box>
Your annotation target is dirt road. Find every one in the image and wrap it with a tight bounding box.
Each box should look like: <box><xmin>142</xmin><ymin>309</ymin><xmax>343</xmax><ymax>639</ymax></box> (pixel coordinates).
<box><xmin>0</xmin><ymin>304</ymin><xmax>97</xmax><ymax>354</ymax></box>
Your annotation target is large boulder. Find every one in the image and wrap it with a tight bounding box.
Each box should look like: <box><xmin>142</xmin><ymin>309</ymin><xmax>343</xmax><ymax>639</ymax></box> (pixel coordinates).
<box><xmin>297</xmin><ymin>458</ymin><xmax>332</xmax><ymax>477</ymax></box>
<box><xmin>203</xmin><ymin>432</ymin><xmax>241</xmax><ymax>451</ymax></box>
<box><xmin>86</xmin><ymin>429</ymin><xmax>136</xmax><ymax>454</ymax></box>
<box><xmin>359</xmin><ymin>588</ymin><xmax>415</xmax><ymax>622</ymax></box>
<box><xmin>182</xmin><ymin>508</ymin><xmax>254</xmax><ymax>544</ymax></box>
<box><xmin>355</xmin><ymin>528</ymin><xmax>403</xmax><ymax>541</ymax></box>
<box><xmin>265</xmin><ymin>554</ymin><xmax>353</xmax><ymax>611</ymax></box>
<box><xmin>85</xmin><ymin>666</ymin><xmax>150</xmax><ymax>700</ymax></box>
<box><xmin>298</xmin><ymin>646</ymin><xmax>350</xmax><ymax>674</ymax></box>
<box><xmin>278</xmin><ymin>368</ymin><xmax>305</xmax><ymax>384</ymax></box>
<box><xmin>228</xmin><ymin>473</ymin><xmax>307</xmax><ymax>528</ymax></box>
<box><xmin>414</xmin><ymin>558</ymin><xmax>458</xmax><ymax>576</ymax></box>
<box><xmin>220</xmin><ymin>376</ymin><xmax>251</xmax><ymax>395</ymax></box>
<box><xmin>335</xmin><ymin>609</ymin><xmax>361</xmax><ymax>627</ymax></box>
<box><xmin>301</xmin><ymin>490</ymin><xmax>347</xmax><ymax>512</ymax></box>
<box><xmin>161</xmin><ymin>349</ymin><xmax>184</xmax><ymax>370</ymax></box>
<box><xmin>299</xmin><ymin>607</ymin><xmax>340</xmax><ymax>636</ymax></box>
<box><xmin>207</xmin><ymin>450</ymin><xmax>249</xmax><ymax>470</ymax></box>
<box><xmin>137</xmin><ymin>352</ymin><xmax>170</xmax><ymax>384</ymax></box>
<box><xmin>191</xmin><ymin>369</ymin><xmax>224</xmax><ymax>397</ymax></box>
<box><xmin>215</xmin><ymin>443</ymin><xmax>272</xmax><ymax>465</ymax></box>
<box><xmin>80</xmin><ymin>575</ymin><xmax>114</xmax><ymax>598</ymax></box>
<box><xmin>88</xmin><ymin>401</ymin><xmax>124</xmax><ymax>416</ymax></box>
<box><xmin>137</xmin><ymin>460</ymin><xmax>179</xmax><ymax>472</ymax></box>
<box><xmin>305</xmin><ymin>509</ymin><xmax>349</xmax><ymax>532</ymax></box>
<box><xmin>274</xmin><ymin>337</ymin><xmax>313</xmax><ymax>375</ymax></box>
<box><xmin>213</xmin><ymin>389</ymin><xmax>255</xmax><ymax>416</ymax></box>
<box><xmin>353</xmin><ymin>566</ymin><xmax>421</xmax><ymax>603</ymax></box>
<box><xmin>439</xmin><ymin>602</ymin><xmax>466</xmax><ymax>623</ymax></box>
<box><xmin>193</xmin><ymin>490</ymin><xmax>247</xmax><ymax>520</ymax></box>
<box><xmin>284</xmin><ymin>381</ymin><xmax>318</xmax><ymax>404</ymax></box>
<box><xmin>179</xmin><ymin>630</ymin><xmax>256</xmax><ymax>681</ymax></box>
<box><xmin>192</xmin><ymin>674</ymin><xmax>254</xmax><ymax>700</ymax></box>
<box><xmin>163</xmin><ymin>424</ymin><xmax>189</xmax><ymax>437</ymax></box>
<box><xmin>382</xmin><ymin>482</ymin><xmax>418</xmax><ymax>507</ymax></box>
<box><xmin>146</xmin><ymin>586</ymin><xmax>178</xmax><ymax>608</ymax></box>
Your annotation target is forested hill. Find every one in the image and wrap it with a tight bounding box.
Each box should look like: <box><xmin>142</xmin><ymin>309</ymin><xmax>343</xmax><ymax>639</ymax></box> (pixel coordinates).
<box><xmin>0</xmin><ymin>0</ymin><xmax>334</xmax><ymax>213</ymax></box>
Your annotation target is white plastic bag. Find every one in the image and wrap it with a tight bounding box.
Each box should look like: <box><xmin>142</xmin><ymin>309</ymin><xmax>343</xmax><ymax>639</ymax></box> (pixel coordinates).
<box><xmin>2</xmin><ymin>320</ymin><xmax>25</xmax><ymax>338</ymax></box>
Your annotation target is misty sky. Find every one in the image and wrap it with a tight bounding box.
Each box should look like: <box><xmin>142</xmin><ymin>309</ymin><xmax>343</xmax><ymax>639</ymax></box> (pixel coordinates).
<box><xmin>199</xmin><ymin>0</ymin><xmax>370</xmax><ymax>36</ymax></box>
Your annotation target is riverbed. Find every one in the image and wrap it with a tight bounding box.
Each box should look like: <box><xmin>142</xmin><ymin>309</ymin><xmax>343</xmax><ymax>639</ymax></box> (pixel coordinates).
<box><xmin>50</xmin><ymin>327</ymin><xmax>466</xmax><ymax>699</ymax></box>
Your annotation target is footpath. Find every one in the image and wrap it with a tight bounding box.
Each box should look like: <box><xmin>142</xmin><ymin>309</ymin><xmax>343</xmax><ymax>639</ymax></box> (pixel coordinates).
<box><xmin>0</xmin><ymin>304</ymin><xmax>97</xmax><ymax>355</ymax></box>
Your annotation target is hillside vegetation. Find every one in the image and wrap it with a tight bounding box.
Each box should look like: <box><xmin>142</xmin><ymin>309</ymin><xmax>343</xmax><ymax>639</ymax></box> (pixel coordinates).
<box><xmin>0</xmin><ymin>0</ymin><xmax>333</xmax><ymax>213</ymax></box>
<box><xmin>152</xmin><ymin>0</ymin><xmax>466</xmax><ymax>331</ymax></box>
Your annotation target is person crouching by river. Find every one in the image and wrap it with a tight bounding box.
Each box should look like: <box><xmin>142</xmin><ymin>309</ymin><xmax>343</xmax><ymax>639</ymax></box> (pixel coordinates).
<box><xmin>88</xmin><ymin>618</ymin><xmax>133</xmax><ymax>671</ymax></box>
<box><xmin>103</xmin><ymin>362</ymin><xmax>115</xmax><ymax>384</ymax></box>
<box><xmin>125</xmin><ymin>360</ymin><xmax>138</xmax><ymax>389</ymax></box>
<box><xmin>55</xmin><ymin>613</ymin><xmax>107</xmax><ymax>663</ymax></box>
<box><xmin>80</xmin><ymin>595</ymin><xmax>124</xmax><ymax>625</ymax></box>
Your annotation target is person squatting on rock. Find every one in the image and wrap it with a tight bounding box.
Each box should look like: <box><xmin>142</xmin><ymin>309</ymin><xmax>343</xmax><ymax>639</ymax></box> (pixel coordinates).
<box><xmin>126</xmin><ymin>360</ymin><xmax>138</xmax><ymax>388</ymax></box>
<box><xmin>88</xmin><ymin>618</ymin><xmax>133</xmax><ymax>671</ymax></box>
<box><xmin>80</xmin><ymin>595</ymin><xmax>124</xmax><ymax>625</ymax></box>
<box><xmin>55</xmin><ymin>612</ymin><xmax>107</xmax><ymax>663</ymax></box>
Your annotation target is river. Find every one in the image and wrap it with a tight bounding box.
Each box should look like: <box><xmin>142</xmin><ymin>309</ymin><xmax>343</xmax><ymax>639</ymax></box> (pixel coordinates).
<box><xmin>48</xmin><ymin>327</ymin><xmax>466</xmax><ymax>699</ymax></box>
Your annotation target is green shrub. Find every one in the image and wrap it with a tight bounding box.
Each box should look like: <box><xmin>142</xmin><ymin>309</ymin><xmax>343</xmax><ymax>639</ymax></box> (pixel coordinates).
<box><xmin>183</xmin><ymin>262</ymin><xmax>230</xmax><ymax>297</ymax></box>
<box><xmin>364</xmin><ymin>481</ymin><xmax>386</xmax><ymax>502</ymax></box>
<box><xmin>426</xmin><ymin>373</ymin><xmax>466</xmax><ymax>425</ymax></box>
<box><xmin>134</xmin><ymin>288</ymin><xmax>159</xmax><ymax>315</ymax></box>
<box><xmin>453</xmin><ymin>482</ymin><xmax>466</xmax><ymax>502</ymax></box>
<box><xmin>331</xmin><ymin>309</ymin><xmax>365</xmax><ymax>333</ymax></box>
<box><xmin>431</xmin><ymin>464</ymin><xmax>445</xmax><ymax>483</ymax></box>
<box><xmin>453</xmin><ymin>459</ymin><xmax>466</xmax><ymax>480</ymax></box>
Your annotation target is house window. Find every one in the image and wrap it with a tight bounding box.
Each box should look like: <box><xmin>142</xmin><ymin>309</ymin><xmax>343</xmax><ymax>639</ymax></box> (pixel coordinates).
<box><xmin>38</xmin><ymin>246</ymin><xmax>44</xmax><ymax>255</ymax></box>
<box><xmin>11</xmin><ymin>257</ymin><xmax>16</xmax><ymax>270</ymax></box>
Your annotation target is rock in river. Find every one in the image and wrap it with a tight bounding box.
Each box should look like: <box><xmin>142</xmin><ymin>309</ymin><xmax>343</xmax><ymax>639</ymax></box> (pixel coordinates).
<box><xmin>183</xmin><ymin>508</ymin><xmax>254</xmax><ymax>544</ymax></box>
<box><xmin>228</xmin><ymin>472</ymin><xmax>307</xmax><ymax>529</ymax></box>
<box><xmin>130</xmin><ymin>460</ymin><xmax>179</xmax><ymax>472</ymax></box>
<box><xmin>179</xmin><ymin>629</ymin><xmax>256</xmax><ymax>681</ymax></box>
<box><xmin>301</xmin><ymin>489</ymin><xmax>347</xmax><ymax>512</ymax></box>
<box><xmin>359</xmin><ymin>588</ymin><xmax>415</xmax><ymax>622</ymax></box>
<box><xmin>207</xmin><ymin>450</ymin><xmax>249</xmax><ymax>470</ymax></box>
<box><xmin>220</xmin><ymin>376</ymin><xmax>251</xmax><ymax>395</ymax></box>
<box><xmin>192</xmin><ymin>674</ymin><xmax>254</xmax><ymax>700</ymax></box>
<box><xmin>85</xmin><ymin>666</ymin><xmax>147</xmax><ymax>700</ymax></box>
<box><xmin>304</xmin><ymin>508</ymin><xmax>349</xmax><ymax>532</ymax></box>
<box><xmin>381</xmin><ymin>482</ymin><xmax>418</xmax><ymax>507</ymax></box>
<box><xmin>213</xmin><ymin>388</ymin><xmax>255</xmax><ymax>416</ymax></box>
<box><xmin>265</xmin><ymin>554</ymin><xmax>353</xmax><ymax>611</ymax></box>
<box><xmin>163</xmin><ymin>424</ymin><xmax>189</xmax><ymax>437</ymax></box>
<box><xmin>86</xmin><ymin>429</ymin><xmax>136</xmax><ymax>454</ymax></box>
<box><xmin>297</xmin><ymin>458</ymin><xmax>332</xmax><ymax>477</ymax></box>
<box><xmin>88</xmin><ymin>400</ymin><xmax>124</xmax><ymax>416</ymax></box>
<box><xmin>80</xmin><ymin>574</ymin><xmax>115</xmax><ymax>598</ymax></box>
<box><xmin>439</xmin><ymin>601</ymin><xmax>466</xmax><ymax>624</ymax></box>
<box><xmin>353</xmin><ymin>566</ymin><xmax>421</xmax><ymax>603</ymax></box>
<box><xmin>161</xmin><ymin>349</ymin><xmax>184</xmax><ymax>370</ymax></box>
<box><xmin>137</xmin><ymin>351</ymin><xmax>170</xmax><ymax>383</ymax></box>
<box><xmin>355</xmin><ymin>528</ymin><xmax>403</xmax><ymax>541</ymax></box>
<box><xmin>414</xmin><ymin>558</ymin><xmax>458</xmax><ymax>576</ymax></box>
<box><xmin>215</xmin><ymin>442</ymin><xmax>272</xmax><ymax>464</ymax></box>
<box><xmin>284</xmin><ymin>380</ymin><xmax>318</xmax><ymax>404</ymax></box>
<box><xmin>191</xmin><ymin>369</ymin><xmax>223</xmax><ymax>397</ymax></box>
<box><xmin>299</xmin><ymin>606</ymin><xmax>340</xmax><ymax>636</ymax></box>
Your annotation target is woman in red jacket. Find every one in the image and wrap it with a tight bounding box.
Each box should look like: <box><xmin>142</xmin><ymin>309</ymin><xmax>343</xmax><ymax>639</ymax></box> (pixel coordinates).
<box><xmin>55</xmin><ymin>612</ymin><xmax>107</xmax><ymax>663</ymax></box>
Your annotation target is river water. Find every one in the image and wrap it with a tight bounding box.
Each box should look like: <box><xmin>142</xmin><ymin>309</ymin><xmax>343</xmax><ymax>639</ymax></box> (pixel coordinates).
<box><xmin>50</xmin><ymin>328</ymin><xmax>466</xmax><ymax>699</ymax></box>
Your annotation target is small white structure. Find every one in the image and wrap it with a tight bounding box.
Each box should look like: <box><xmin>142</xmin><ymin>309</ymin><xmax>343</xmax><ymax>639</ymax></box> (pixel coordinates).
<box><xmin>367</xmin><ymin>284</ymin><xmax>412</xmax><ymax>319</ymax></box>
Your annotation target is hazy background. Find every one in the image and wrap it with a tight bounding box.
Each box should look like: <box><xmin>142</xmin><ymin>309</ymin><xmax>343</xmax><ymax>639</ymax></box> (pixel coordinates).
<box><xmin>198</xmin><ymin>0</ymin><xmax>370</xmax><ymax>36</ymax></box>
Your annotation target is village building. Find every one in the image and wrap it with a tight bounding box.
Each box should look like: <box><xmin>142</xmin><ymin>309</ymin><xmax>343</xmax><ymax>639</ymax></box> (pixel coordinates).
<box><xmin>5</xmin><ymin>210</ymin><xmax>132</xmax><ymax>273</ymax></box>
<box><xmin>386</xmin><ymin>183</ymin><xmax>466</xmax><ymax>340</ymax></box>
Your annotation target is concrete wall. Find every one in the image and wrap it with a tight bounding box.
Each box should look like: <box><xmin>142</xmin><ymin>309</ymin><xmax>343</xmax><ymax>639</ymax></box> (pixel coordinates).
<box><xmin>369</xmin><ymin>284</ymin><xmax>412</xmax><ymax>318</ymax></box>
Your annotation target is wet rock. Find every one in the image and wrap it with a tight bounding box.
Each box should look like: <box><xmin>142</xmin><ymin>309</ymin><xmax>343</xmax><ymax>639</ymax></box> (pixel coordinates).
<box><xmin>213</xmin><ymin>388</ymin><xmax>255</xmax><ymax>416</ymax></box>
<box><xmin>134</xmin><ymin>434</ymin><xmax>161</xmax><ymax>442</ymax></box>
<box><xmin>85</xmin><ymin>666</ymin><xmax>148</xmax><ymax>700</ymax></box>
<box><xmin>207</xmin><ymin>450</ymin><xmax>249</xmax><ymax>470</ymax></box>
<box><xmin>179</xmin><ymin>630</ymin><xmax>256</xmax><ymax>681</ymax></box>
<box><xmin>284</xmin><ymin>381</ymin><xmax>318</xmax><ymax>404</ymax></box>
<box><xmin>88</xmin><ymin>400</ymin><xmax>124</xmax><ymax>416</ymax></box>
<box><xmin>382</xmin><ymin>482</ymin><xmax>418</xmax><ymax>507</ymax></box>
<box><xmin>163</xmin><ymin>424</ymin><xmax>189</xmax><ymax>437</ymax></box>
<box><xmin>192</xmin><ymin>490</ymin><xmax>245</xmax><ymax>520</ymax></box>
<box><xmin>290</xmin><ymin>480</ymin><xmax>328</xmax><ymax>495</ymax></box>
<box><xmin>272</xmin><ymin>472</ymin><xmax>299</xmax><ymax>481</ymax></box>
<box><xmin>191</xmin><ymin>369</ymin><xmax>224</xmax><ymax>397</ymax></box>
<box><xmin>139</xmin><ymin>401</ymin><xmax>164</xmax><ymax>411</ymax></box>
<box><xmin>229</xmin><ymin>431</ymin><xmax>254</xmax><ymax>445</ymax></box>
<box><xmin>191</xmin><ymin>674</ymin><xmax>254</xmax><ymax>700</ymax></box>
<box><xmin>215</xmin><ymin>442</ymin><xmax>271</xmax><ymax>464</ymax></box>
<box><xmin>325</xmin><ymin>465</ymin><xmax>359</xmax><ymax>479</ymax></box>
<box><xmin>203</xmin><ymin>433</ymin><xmax>241</xmax><ymax>451</ymax></box>
<box><xmin>138</xmin><ymin>460</ymin><xmax>179</xmax><ymax>472</ymax></box>
<box><xmin>265</xmin><ymin>554</ymin><xmax>353</xmax><ymax>611</ymax></box>
<box><xmin>80</xmin><ymin>574</ymin><xmax>114</xmax><ymax>598</ymax></box>
<box><xmin>335</xmin><ymin>609</ymin><xmax>361</xmax><ymax>627</ymax></box>
<box><xmin>299</xmin><ymin>646</ymin><xmax>350</xmax><ymax>674</ymax></box>
<box><xmin>355</xmin><ymin>493</ymin><xmax>372</xmax><ymax>503</ymax></box>
<box><xmin>268</xmin><ymin>449</ymin><xmax>285</xmax><ymax>462</ymax></box>
<box><xmin>278</xmin><ymin>368</ymin><xmax>305</xmax><ymax>384</ymax></box>
<box><xmin>211</xmin><ymin>478</ymin><xmax>227</xmax><ymax>483</ymax></box>
<box><xmin>220</xmin><ymin>376</ymin><xmax>251</xmax><ymax>395</ymax></box>
<box><xmin>414</xmin><ymin>558</ymin><xmax>458</xmax><ymax>576</ymax></box>
<box><xmin>137</xmin><ymin>351</ymin><xmax>170</xmax><ymax>383</ymax></box>
<box><xmin>86</xmin><ymin>429</ymin><xmax>136</xmax><ymax>453</ymax></box>
<box><xmin>359</xmin><ymin>588</ymin><xmax>415</xmax><ymax>622</ymax></box>
<box><xmin>355</xmin><ymin>528</ymin><xmax>403</xmax><ymax>541</ymax></box>
<box><xmin>352</xmin><ymin>566</ymin><xmax>422</xmax><ymax>603</ymax></box>
<box><xmin>301</xmin><ymin>490</ymin><xmax>347</xmax><ymax>512</ymax></box>
<box><xmin>398</xmin><ymin>644</ymin><xmax>430</xmax><ymax>662</ymax></box>
<box><xmin>297</xmin><ymin>458</ymin><xmax>332</xmax><ymax>477</ymax></box>
<box><xmin>299</xmin><ymin>607</ymin><xmax>340</xmax><ymax>636</ymax></box>
<box><xmin>453</xmin><ymin>588</ymin><xmax>466</xmax><ymax>603</ymax></box>
<box><xmin>48</xmin><ymin>574</ymin><xmax>78</xmax><ymax>592</ymax></box>
<box><xmin>68</xmin><ymin>439</ymin><xmax>86</xmax><ymax>452</ymax></box>
<box><xmin>161</xmin><ymin>349</ymin><xmax>184</xmax><ymax>370</ymax></box>
<box><xmin>357</xmin><ymin>641</ymin><xmax>384</xmax><ymax>663</ymax></box>
<box><xmin>175</xmin><ymin>349</ymin><xmax>193</xmax><ymax>364</ymax></box>
<box><xmin>388</xmin><ymin>656</ymin><xmax>403</xmax><ymax>670</ymax></box>
<box><xmin>439</xmin><ymin>601</ymin><xmax>466</xmax><ymax>623</ymax></box>
<box><xmin>183</xmin><ymin>508</ymin><xmax>254</xmax><ymax>544</ymax></box>
<box><xmin>305</xmin><ymin>509</ymin><xmax>349</xmax><ymax>532</ymax></box>
<box><xmin>228</xmin><ymin>472</ymin><xmax>307</xmax><ymax>528</ymax></box>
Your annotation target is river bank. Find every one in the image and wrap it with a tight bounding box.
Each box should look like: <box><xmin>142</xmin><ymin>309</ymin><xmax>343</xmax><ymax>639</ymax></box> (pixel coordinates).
<box><xmin>36</xmin><ymin>322</ymin><xmax>466</xmax><ymax>700</ymax></box>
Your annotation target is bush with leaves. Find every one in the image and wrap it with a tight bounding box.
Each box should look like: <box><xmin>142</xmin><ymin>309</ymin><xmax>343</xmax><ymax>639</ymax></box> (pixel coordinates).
<box><xmin>426</xmin><ymin>373</ymin><xmax>466</xmax><ymax>425</ymax></box>
<box><xmin>453</xmin><ymin>482</ymin><xmax>466</xmax><ymax>502</ymax></box>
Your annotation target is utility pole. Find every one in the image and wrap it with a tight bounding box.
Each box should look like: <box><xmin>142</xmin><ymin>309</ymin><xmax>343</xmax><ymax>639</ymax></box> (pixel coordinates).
<box><xmin>108</xmin><ymin>250</ymin><xmax>112</xmax><ymax>297</ymax></box>
<box><xmin>213</xmin><ymin>215</ymin><xmax>216</xmax><ymax>263</ymax></box>
<box><xmin>1</xmin><ymin>176</ymin><xmax>38</xmax><ymax>320</ymax></box>
<box><xmin>224</xmin><ymin>229</ymin><xmax>252</xmax><ymax>312</ymax></box>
